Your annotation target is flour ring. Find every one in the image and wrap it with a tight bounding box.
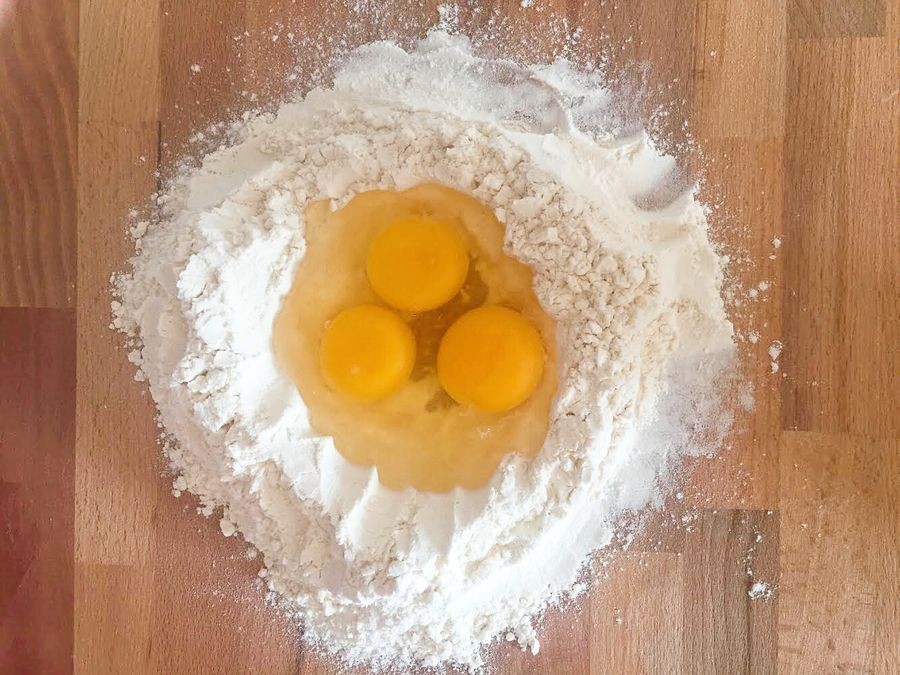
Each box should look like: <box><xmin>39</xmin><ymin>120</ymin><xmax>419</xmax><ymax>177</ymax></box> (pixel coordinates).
<box><xmin>114</xmin><ymin>33</ymin><xmax>734</xmax><ymax>670</ymax></box>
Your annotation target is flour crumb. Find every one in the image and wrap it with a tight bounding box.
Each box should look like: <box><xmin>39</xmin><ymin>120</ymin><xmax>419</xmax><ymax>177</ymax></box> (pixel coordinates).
<box><xmin>220</xmin><ymin>518</ymin><xmax>237</xmax><ymax>537</ymax></box>
<box><xmin>748</xmin><ymin>581</ymin><xmax>775</xmax><ymax>601</ymax></box>
<box><xmin>768</xmin><ymin>341</ymin><xmax>783</xmax><ymax>373</ymax></box>
<box><xmin>172</xmin><ymin>475</ymin><xmax>188</xmax><ymax>497</ymax></box>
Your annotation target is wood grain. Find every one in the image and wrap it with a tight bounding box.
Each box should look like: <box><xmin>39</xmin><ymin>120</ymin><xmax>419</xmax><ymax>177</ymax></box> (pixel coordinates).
<box><xmin>0</xmin><ymin>0</ymin><xmax>78</xmax><ymax>308</ymax></box>
<box><xmin>778</xmin><ymin>432</ymin><xmax>899</xmax><ymax>673</ymax></box>
<box><xmin>0</xmin><ymin>0</ymin><xmax>897</xmax><ymax>673</ymax></box>
<box><xmin>788</xmin><ymin>0</ymin><xmax>886</xmax><ymax>37</ymax></box>
<box><xmin>782</xmin><ymin>35</ymin><xmax>899</xmax><ymax>439</ymax></box>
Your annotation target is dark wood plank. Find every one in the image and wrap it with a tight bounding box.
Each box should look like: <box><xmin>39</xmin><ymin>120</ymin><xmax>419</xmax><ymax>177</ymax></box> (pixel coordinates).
<box><xmin>145</xmin><ymin>488</ymin><xmax>300</xmax><ymax>674</ymax></box>
<box><xmin>679</xmin><ymin>510</ymin><xmax>779</xmax><ymax>674</ymax></box>
<box><xmin>0</xmin><ymin>308</ymin><xmax>75</xmax><ymax>673</ymax></box>
<box><xmin>158</xmin><ymin>0</ymin><xmax>249</xmax><ymax>168</ymax></box>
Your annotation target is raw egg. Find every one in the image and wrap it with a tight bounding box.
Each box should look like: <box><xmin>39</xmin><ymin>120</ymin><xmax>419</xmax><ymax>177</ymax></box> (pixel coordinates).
<box><xmin>367</xmin><ymin>216</ymin><xmax>469</xmax><ymax>312</ymax></box>
<box><xmin>272</xmin><ymin>183</ymin><xmax>558</xmax><ymax>492</ymax></box>
<box><xmin>437</xmin><ymin>305</ymin><xmax>544</xmax><ymax>413</ymax></box>
<box><xmin>320</xmin><ymin>304</ymin><xmax>415</xmax><ymax>401</ymax></box>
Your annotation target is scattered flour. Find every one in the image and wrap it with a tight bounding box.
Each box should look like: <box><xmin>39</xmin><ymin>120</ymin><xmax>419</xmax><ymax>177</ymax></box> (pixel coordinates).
<box><xmin>748</xmin><ymin>581</ymin><xmax>776</xmax><ymax>601</ymax></box>
<box><xmin>769</xmin><ymin>340</ymin><xmax>783</xmax><ymax>374</ymax></box>
<box><xmin>113</xmin><ymin>31</ymin><xmax>735</xmax><ymax>670</ymax></box>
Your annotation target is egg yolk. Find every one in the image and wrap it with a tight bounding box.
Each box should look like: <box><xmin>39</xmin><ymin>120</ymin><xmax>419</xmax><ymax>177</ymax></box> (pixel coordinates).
<box><xmin>437</xmin><ymin>305</ymin><xmax>545</xmax><ymax>413</ymax></box>
<box><xmin>320</xmin><ymin>304</ymin><xmax>415</xmax><ymax>401</ymax></box>
<box><xmin>366</xmin><ymin>216</ymin><xmax>469</xmax><ymax>312</ymax></box>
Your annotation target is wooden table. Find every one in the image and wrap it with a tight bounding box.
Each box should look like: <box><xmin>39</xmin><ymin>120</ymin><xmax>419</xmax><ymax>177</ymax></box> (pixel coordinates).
<box><xmin>1</xmin><ymin>1</ymin><xmax>896</xmax><ymax>673</ymax></box>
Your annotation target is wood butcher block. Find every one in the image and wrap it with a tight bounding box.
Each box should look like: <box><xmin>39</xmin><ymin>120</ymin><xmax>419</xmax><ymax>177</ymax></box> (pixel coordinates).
<box><xmin>0</xmin><ymin>1</ymin><xmax>897</xmax><ymax>673</ymax></box>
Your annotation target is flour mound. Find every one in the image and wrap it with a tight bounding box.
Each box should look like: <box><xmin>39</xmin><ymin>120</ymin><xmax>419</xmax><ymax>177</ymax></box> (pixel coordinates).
<box><xmin>113</xmin><ymin>33</ymin><xmax>734</xmax><ymax>670</ymax></box>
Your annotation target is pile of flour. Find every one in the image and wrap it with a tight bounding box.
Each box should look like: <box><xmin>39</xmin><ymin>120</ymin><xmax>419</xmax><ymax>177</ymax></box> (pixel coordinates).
<box><xmin>113</xmin><ymin>32</ymin><xmax>734</xmax><ymax>670</ymax></box>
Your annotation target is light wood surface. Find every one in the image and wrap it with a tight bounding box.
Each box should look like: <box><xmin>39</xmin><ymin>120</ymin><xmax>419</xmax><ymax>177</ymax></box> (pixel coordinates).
<box><xmin>1</xmin><ymin>1</ymin><xmax>897</xmax><ymax>673</ymax></box>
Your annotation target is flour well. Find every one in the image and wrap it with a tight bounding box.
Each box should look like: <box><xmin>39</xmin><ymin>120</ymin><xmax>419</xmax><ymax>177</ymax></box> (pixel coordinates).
<box><xmin>113</xmin><ymin>32</ymin><xmax>735</xmax><ymax>670</ymax></box>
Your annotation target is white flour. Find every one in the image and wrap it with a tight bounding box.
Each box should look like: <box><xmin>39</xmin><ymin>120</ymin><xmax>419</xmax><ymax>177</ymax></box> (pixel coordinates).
<box><xmin>113</xmin><ymin>32</ymin><xmax>734</xmax><ymax>670</ymax></box>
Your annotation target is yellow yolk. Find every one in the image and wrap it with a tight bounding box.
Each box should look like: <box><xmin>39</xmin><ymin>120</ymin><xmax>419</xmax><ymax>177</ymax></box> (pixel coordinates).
<box><xmin>366</xmin><ymin>216</ymin><xmax>469</xmax><ymax>312</ymax></box>
<box><xmin>320</xmin><ymin>304</ymin><xmax>415</xmax><ymax>401</ymax></box>
<box><xmin>437</xmin><ymin>305</ymin><xmax>545</xmax><ymax>413</ymax></box>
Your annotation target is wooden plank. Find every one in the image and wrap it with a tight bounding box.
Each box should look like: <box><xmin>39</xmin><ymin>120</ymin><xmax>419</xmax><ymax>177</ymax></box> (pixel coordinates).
<box><xmin>74</xmin><ymin>564</ymin><xmax>153</xmax><ymax>673</ymax></box>
<box><xmin>590</xmin><ymin>553</ymin><xmax>685</xmax><ymax>672</ymax></box>
<box><xmin>579</xmin><ymin>0</ymin><xmax>700</xmax><ymax>147</ymax></box>
<box><xmin>145</xmin><ymin>491</ymin><xmax>299</xmax><ymax>674</ymax></box>
<box><xmin>75</xmin><ymin>123</ymin><xmax>160</xmax><ymax>566</ymax></box>
<box><xmin>693</xmin><ymin>0</ymin><xmax>787</xmax><ymax>139</ymax></box>
<box><xmin>788</xmin><ymin>0</ymin><xmax>887</xmax><ymax>38</ymax></box>
<box><xmin>782</xmin><ymin>36</ymin><xmax>898</xmax><ymax>438</ymax></box>
<box><xmin>159</xmin><ymin>0</ymin><xmax>249</xmax><ymax>168</ymax></box>
<box><xmin>685</xmin><ymin>137</ymin><xmax>783</xmax><ymax>510</ymax></box>
<box><xmin>0</xmin><ymin>308</ymin><xmax>75</xmax><ymax>672</ymax></box>
<box><xmin>78</xmin><ymin>0</ymin><xmax>160</xmax><ymax>126</ymax></box>
<box><xmin>778</xmin><ymin>431</ymin><xmax>899</xmax><ymax>674</ymax></box>
<box><xmin>75</xmin><ymin>1</ymin><xmax>162</xmax><ymax>671</ymax></box>
<box><xmin>0</xmin><ymin>0</ymin><xmax>78</xmax><ymax>308</ymax></box>
<box><xmin>492</xmin><ymin>599</ymin><xmax>592</xmax><ymax>674</ymax></box>
<box><xmin>679</xmin><ymin>510</ymin><xmax>779</xmax><ymax>674</ymax></box>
